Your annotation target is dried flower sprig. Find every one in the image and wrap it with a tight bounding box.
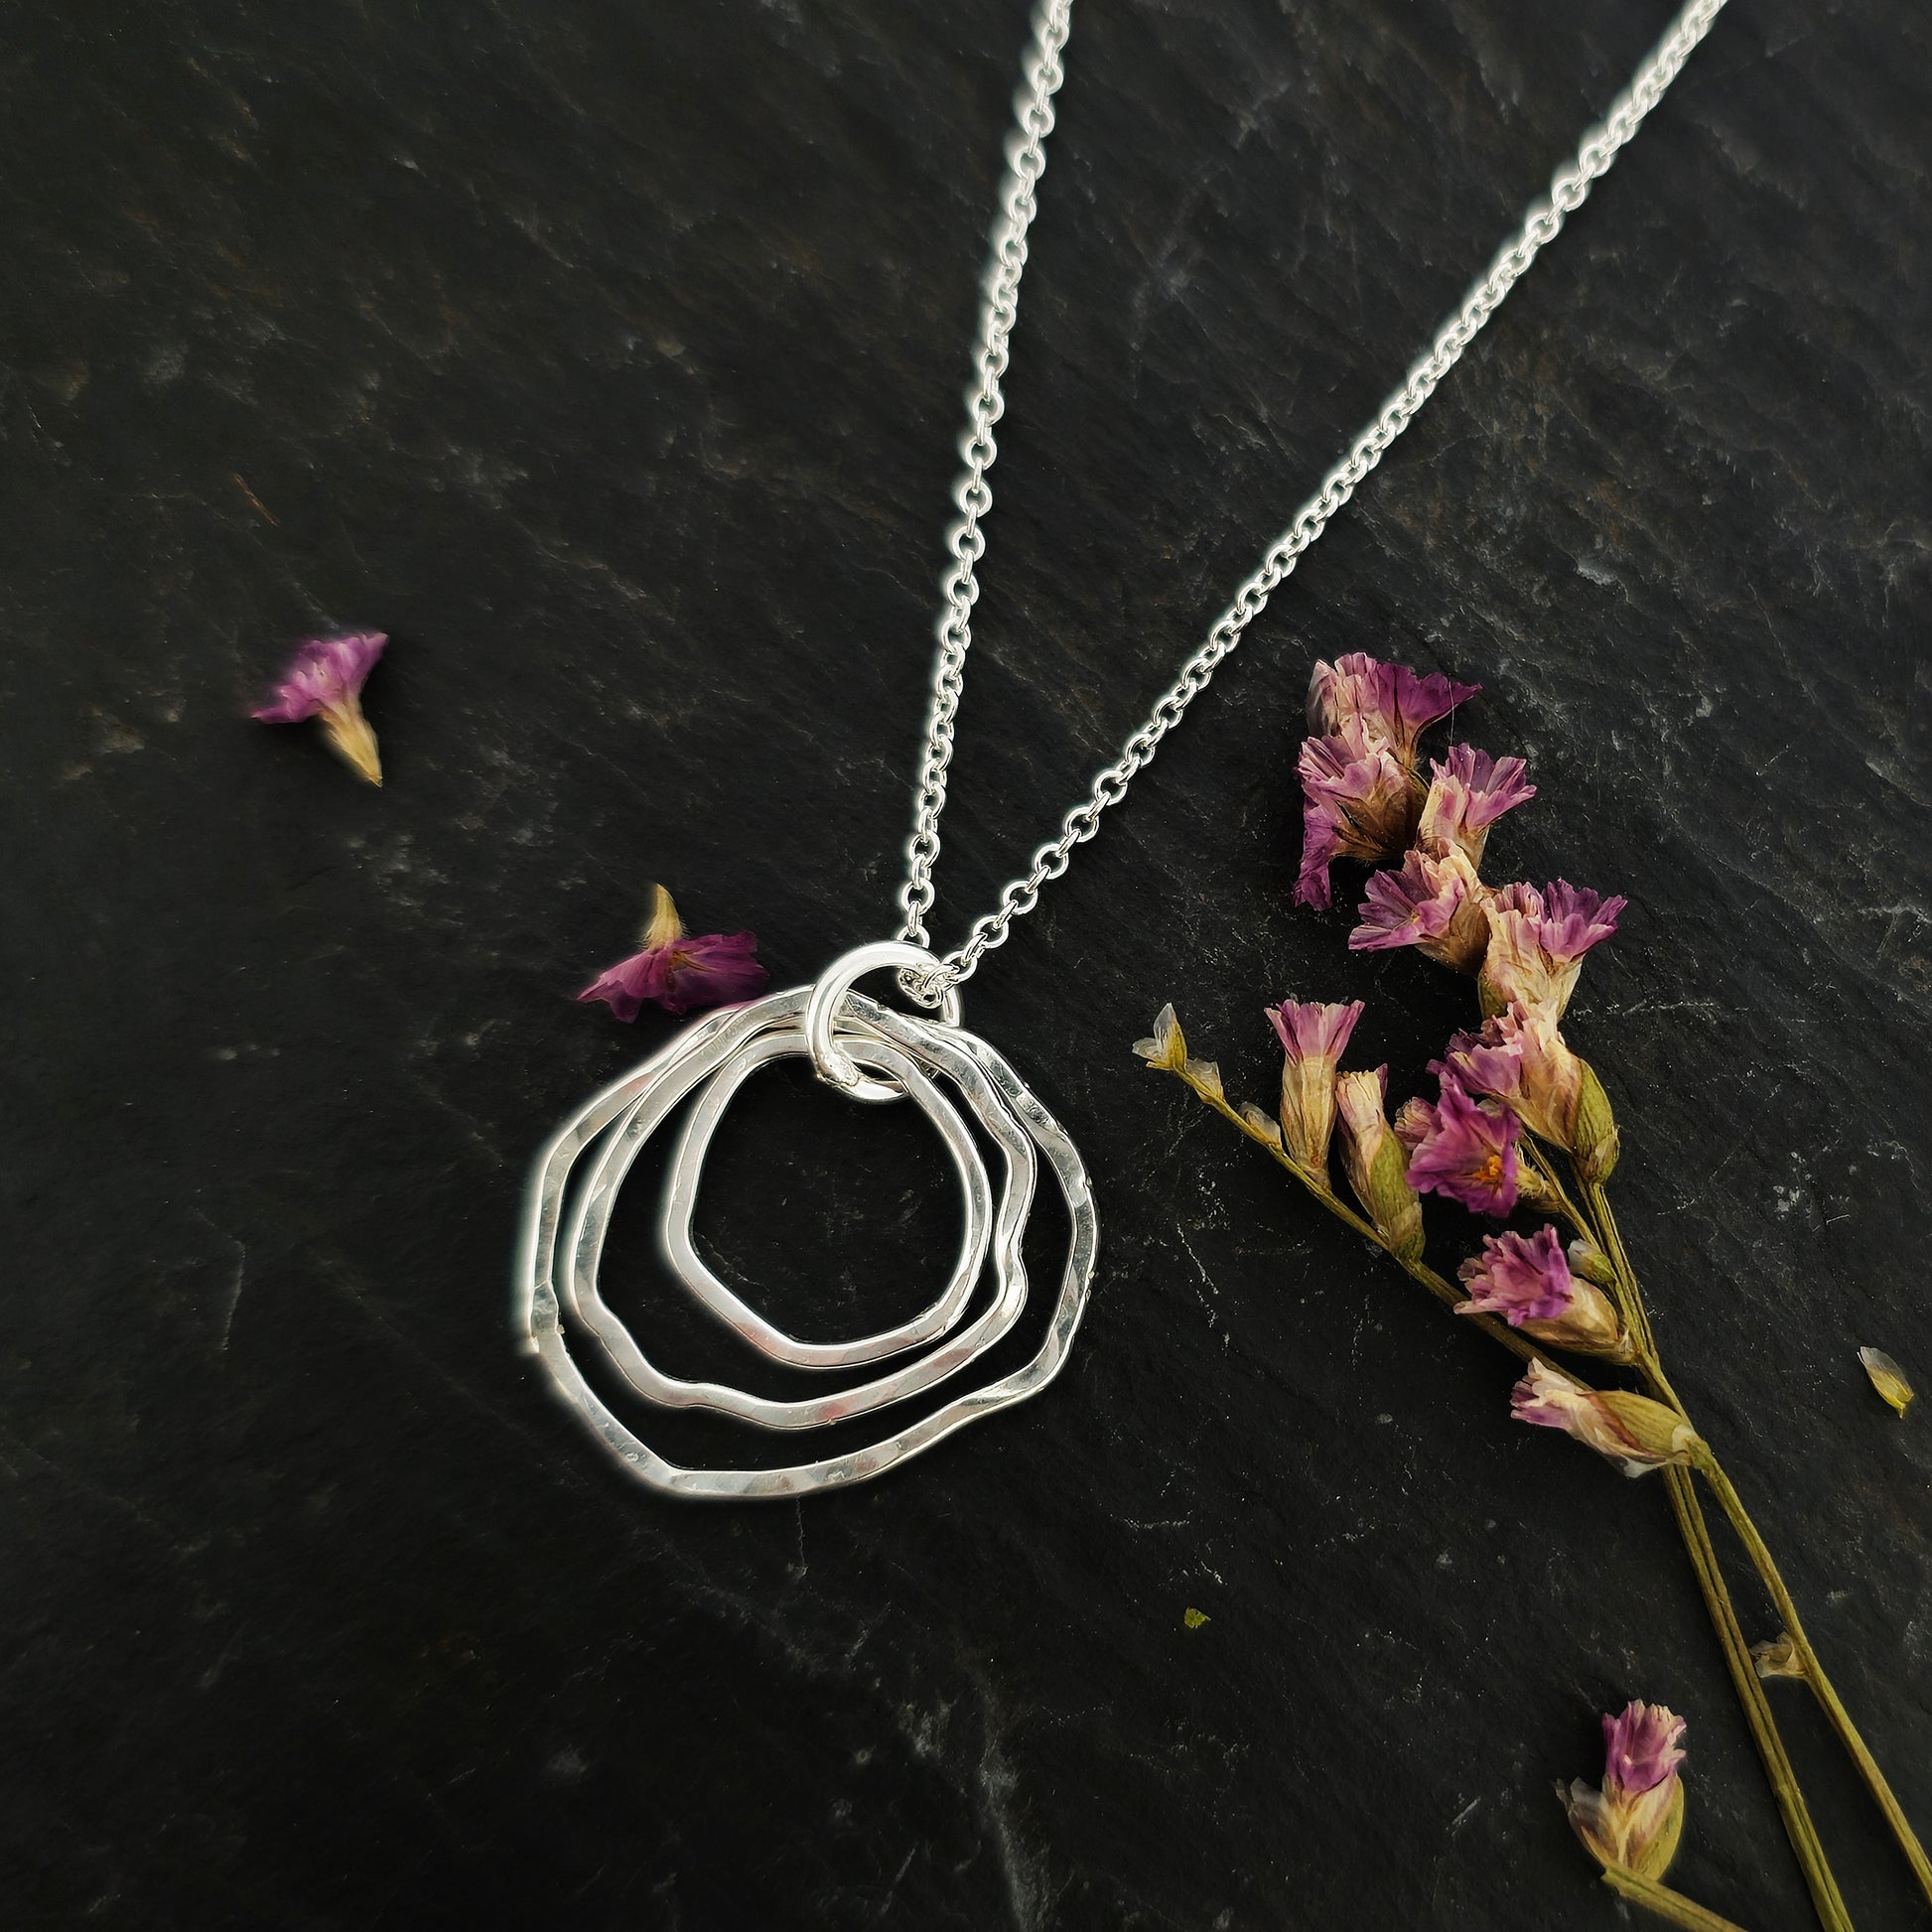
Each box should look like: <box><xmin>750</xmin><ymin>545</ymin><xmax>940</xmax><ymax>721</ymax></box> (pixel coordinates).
<box><xmin>252</xmin><ymin>631</ymin><xmax>388</xmax><ymax>785</ymax></box>
<box><xmin>1560</xmin><ymin>1703</ymin><xmax>1747</xmax><ymax>1932</ymax></box>
<box><xmin>1565</xmin><ymin>1701</ymin><xmax>1689</xmax><ymax>1879</ymax></box>
<box><xmin>577</xmin><ymin>885</ymin><xmax>768</xmax><ymax>1021</ymax></box>
<box><xmin>1136</xmin><ymin>653</ymin><xmax>1931</xmax><ymax>1932</ymax></box>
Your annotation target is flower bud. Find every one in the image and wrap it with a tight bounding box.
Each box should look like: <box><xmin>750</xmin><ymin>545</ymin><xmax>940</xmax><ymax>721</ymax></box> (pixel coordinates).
<box><xmin>1510</xmin><ymin>1361</ymin><xmax>1700</xmax><ymax>1475</ymax></box>
<box><xmin>1335</xmin><ymin>1067</ymin><xmax>1424</xmax><ymax>1259</ymax></box>
<box><xmin>1750</xmin><ymin>1633</ymin><xmax>1806</xmax><ymax>1681</ymax></box>
<box><xmin>1572</xmin><ymin>1059</ymin><xmax>1620</xmax><ymax>1183</ymax></box>
<box><xmin>1561</xmin><ymin>1702</ymin><xmax>1688</xmax><ymax>1879</ymax></box>
<box><xmin>1132</xmin><ymin>1004</ymin><xmax>1188</xmax><ymax>1074</ymax></box>
<box><xmin>1514</xmin><ymin>1161</ymin><xmax>1564</xmax><ymax>1216</ymax></box>
<box><xmin>1567</xmin><ymin>1235</ymin><xmax>1618</xmax><ymax>1290</ymax></box>
<box><xmin>1183</xmin><ymin>1058</ymin><xmax>1225</xmax><ymax>1104</ymax></box>
<box><xmin>1265</xmin><ymin>998</ymin><xmax>1364</xmax><ymax>1173</ymax></box>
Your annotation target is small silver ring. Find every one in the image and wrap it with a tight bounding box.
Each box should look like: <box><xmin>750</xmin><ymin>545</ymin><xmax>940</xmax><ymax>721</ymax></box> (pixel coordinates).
<box><xmin>802</xmin><ymin>941</ymin><xmax>964</xmax><ymax>1104</ymax></box>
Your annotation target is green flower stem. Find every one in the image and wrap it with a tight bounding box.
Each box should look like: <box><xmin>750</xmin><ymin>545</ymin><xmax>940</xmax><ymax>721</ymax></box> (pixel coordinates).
<box><xmin>1601</xmin><ymin>1865</ymin><xmax>1753</xmax><ymax>1932</ymax></box>
<box><xmin>1522</xmin><ymin>1141</ymin><xmax>1596</xmax><ymax>1239</ymax></box>
<box><xmin>1586</xmin><ymin>1178</ymin><xmax>1931</xmax><ymax>1913</ymax></box>
<box><xmin>1660</xmin><ymin>1462</ymin><xmax>1854</xmax><ymax>1932</ymax></box>
<box><xmin>1171</xmin><ymin>1071</ymin><xmax>1544</xmax><ymax>1367</ymax></box>
<box><xmin>1575</xmin><ymin>1177</ymin><xmax>1854</xmax><ymax>1932</ymax></box>
<box><xmin>1695</xmin><ymin>1448</ymin><xmax>1932</xmax><ymax>1911</ymax></box>
<box><xmin>1157</xmin><ymin>1060</ymin><xmax>1855</xmax><ymax>1929</ymax></box>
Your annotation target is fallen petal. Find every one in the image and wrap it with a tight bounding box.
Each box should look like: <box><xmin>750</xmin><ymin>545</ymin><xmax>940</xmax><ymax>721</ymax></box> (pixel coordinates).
<box><xmin>1750</xmin><ymin>1633</ymin><xmax>1806</xmax><ymax>1680</ymax></box>
<box><xmin>1859</xmin><ymin>1346</ymin><xmax>1914</xmax><ymax>1416</ymax></box>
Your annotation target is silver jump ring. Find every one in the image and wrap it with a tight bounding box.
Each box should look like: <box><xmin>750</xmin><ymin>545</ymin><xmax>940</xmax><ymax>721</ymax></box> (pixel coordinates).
<box><xmin>802</xmin><ymin>940</ymin><xmax>964</xmax><ymax>1104</ymax></box>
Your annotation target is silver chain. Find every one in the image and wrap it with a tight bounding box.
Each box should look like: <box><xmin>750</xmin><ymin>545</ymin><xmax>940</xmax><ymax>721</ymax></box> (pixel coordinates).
<box><xmin>896</xmin><ymin>0</ymin><xmax>1727</xmax><ymax>1002</ymax></box>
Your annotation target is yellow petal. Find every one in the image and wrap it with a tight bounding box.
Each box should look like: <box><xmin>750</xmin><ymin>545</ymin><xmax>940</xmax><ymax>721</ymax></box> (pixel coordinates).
<box><xmin>320</xmin><ymin>699</ymin><xmax>382</xmax><ymax>786</ymax></box>
<box><xmin>1181</xmin><ymin>1607</ymin><xmax>1210</xmax><ymax>1630</ymax></box>
<box><xmin>1859</xmin><ymin>1346</ymin><xmax>1914</xmax><ymax>1416</ymax></box>
<box><xmin>641</xmin><ymin>883</ymin><xmax>684</xmax><ymax>950</ymax></box>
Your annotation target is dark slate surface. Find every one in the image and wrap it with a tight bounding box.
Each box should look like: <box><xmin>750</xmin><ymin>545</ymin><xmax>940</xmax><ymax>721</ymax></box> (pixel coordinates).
<box><xmin>4</xmin><ymin>1</ymin><xmax>1928</xmax><ymax>1926</ymax></box>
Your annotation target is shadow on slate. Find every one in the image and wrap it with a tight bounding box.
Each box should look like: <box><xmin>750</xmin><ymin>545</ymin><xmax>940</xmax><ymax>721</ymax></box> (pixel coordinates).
<box><xmin>0</xmin><ymin>1</ymin><xmax>1928</xmax><ymax>1928</ymax></box>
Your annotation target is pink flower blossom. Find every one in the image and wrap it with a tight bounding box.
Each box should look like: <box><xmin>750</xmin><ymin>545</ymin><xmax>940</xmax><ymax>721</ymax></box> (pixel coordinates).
<box><xmin>1455</xmin><ymin>1224</ymin><xmax>1629</xmax><ymax>1358</ymax></box>
<box><xmin>1335</xmin><ymin>1065</ymin><xmax>1423</xmax><ymax>1256</ymax></box>
<box><xmin>252</xmin><ymin>632</ymin><xmax>387</xmax><ymax>722</ymax></box>
<box><xmin>1306</xmin><ymin>652</ymin><xmax>1480</xmax><ymax>767</ymax></box>
<box><xmin>1562</xmin><ymin>1702</ymin><xmax>1690</xmax><ymax>1877</ymax></box>
<box><xmin>1349</xmin><ymin>847</ymin><xmax>1489</xmax><ymax>972</ymax></box>
<box><xmin>1265</xmin><ymin>997</ymin><xmax>1364</xmax><ymax>1171</ymax></box>
<box><xmin>252</xmin><ymin>631</ymin><xmax>388</xmax><ymax>785</ymax></box>
<box><xmin>1510</xmin><ymin>1360</ymin><xmax>1701</xmax><ymax>1475</ymax></box>
<box><xmin>1459</xmin><ymin>1224</ymin><xmax>1576</xmax><ymax>1322</ymax></box>
<box><xmin>1604</xmin><ymin>1703</ymin><xmax>1690</xmax><ymax>1800</ymax></box>
<box><xmin>577</xmin><ymin>885</ymin><xmax>769</xmax><ymax>1022</ymax></box>
<box><xmin>1436</xmin><ymin>1001</ymin><xmax>1583</xmax><ymax>1147</ymax></box>
<box><xmin>1293</xmin><ymin>720</ymin><xmax>1419</xmax><ymax>909</ymax></box>
<box><xmin>1435</xmin><ymin>1001</ymin><xmax>1619</xmax><ymax>1179</ymax></box>
<box><xmin>1416</xmin><ymin>743</ymin><xmax>1535</xmax><ymax>867</ymax></box>
<box><xmin>1480</xmin><ymin>878</ymin><xmax>1626</xmax><ymax>1018</ymax></box>
<box><xmin>1395</xmin><ymin>1079</ymin><xmax>1519</xmax><ymax>1215</ymax></box>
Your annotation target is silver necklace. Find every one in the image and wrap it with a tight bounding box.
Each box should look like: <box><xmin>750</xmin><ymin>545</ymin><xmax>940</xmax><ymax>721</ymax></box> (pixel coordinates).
<box><xmin>515</xmin><ymin>0</ymin><xmax>1727</xmax><ymax>1501</ymax></box>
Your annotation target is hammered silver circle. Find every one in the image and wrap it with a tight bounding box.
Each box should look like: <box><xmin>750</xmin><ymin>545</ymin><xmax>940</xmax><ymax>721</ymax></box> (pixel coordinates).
<box><xmin>513</xmin><ymin>984</ymin><xmax>1098</xmax><ymax>1502</ymax></box>
<box><xmin>656</xmin><ymin>1028</ymin><xmax>994</xmax><ymax>1369</ymax></box>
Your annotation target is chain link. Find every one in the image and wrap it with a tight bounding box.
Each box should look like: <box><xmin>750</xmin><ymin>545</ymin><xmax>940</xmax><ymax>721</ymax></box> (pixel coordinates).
<box><xmin>895</xmin><ymin>0</ymin><xmax>1073</xmax><ymax>997</ymax></box>
<box><xmin>896</xmin><ymin>0</ymin><xmax>1726</xmax><ymax>1001</ymax></box>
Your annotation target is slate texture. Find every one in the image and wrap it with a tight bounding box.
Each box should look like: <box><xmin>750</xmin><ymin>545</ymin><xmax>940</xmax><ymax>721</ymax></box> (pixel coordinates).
<box><xmin>3</xmin><ymin>1</ymin><xmax>1929</xmax><ymax>1927</ymax></box>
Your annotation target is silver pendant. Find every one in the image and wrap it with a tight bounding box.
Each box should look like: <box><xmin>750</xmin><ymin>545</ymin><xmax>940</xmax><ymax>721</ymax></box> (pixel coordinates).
<box><xmin>514</xmin><ymin>943</ymin><xmax>1098</xmax><ymax>1501</ymax></box>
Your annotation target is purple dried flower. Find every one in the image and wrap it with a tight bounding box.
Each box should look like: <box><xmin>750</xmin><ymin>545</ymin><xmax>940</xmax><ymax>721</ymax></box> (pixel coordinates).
<box><xmin>1455</xmin><ymin>1224</ymin><xmax>1629</xmax><ymax>1358</ymax></box>
<box><xmin>1264</xmin><ymin>997</ymin><xmax>1364</xmax><ymax>1171</ymax></box>
<box><xmin>1293</xmin><ymin>720</ymin><xmax>1418</xmax><ymax>910</ymax></box>
<box><xmin>577</xmin><ymin>885</ymin><xmax>769</xmax><ymax>1022</ymax></box>
<box><xmin>1459</xmin><ymin>1224</ymin><xmax>1576</xmax><ymax>1322</ymax></box>
<box><xmin>1306</xmin><ymin>652</ymin><xmax>1481</xmax><ymax>767</ymax></box>
<box><xmin>1562</xmin><ymin>1702</ymin><xmax>1690</xmax><ymax>1878</ymax></box>
<box><xmin>1416</xmin><ymin>743</ymin><xmax>1535</xmax><ymax>867</ymax></box>
<box><xmin>252</xmin><ymin>631</ymin><xmax>388</xmax><ymax>785</ymax></box>
<box><xmin>1436</xmin><ymin>1002</ymin><xmax>1582</xmax><ymax>1145</ymax></box>
<box><xmin>1510</xmin><ymin>1360</ymin><xmax>1701</xmax><ymax>1475</ymax></box>
<box><xmin>1349</xmin><ymin>847</ymin><xmax>1489</xmax><ymax>972</ymax></box>
<box><xmin>1395</xmin><ymin>1079</ymin><xmax>1519</xmax><ymax>1215</ymax></box>
<box><xmin>1480</xmin><ymin>878</ymin><xmax>1627</xmax><ymax>1018</ymax></box>
<box><xmin>1436</xmin><ymin>1001</ymin><xmax>1619</xmax><ymax>1180</ymax></box>
<box><xmin>1604</xmin><ymin>1703</ymin><xmax>1690</xmax><ymax>1801</ymax></box>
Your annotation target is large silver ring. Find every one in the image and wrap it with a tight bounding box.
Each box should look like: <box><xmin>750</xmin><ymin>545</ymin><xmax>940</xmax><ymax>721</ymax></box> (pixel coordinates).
<box><xmin>513</xmin><ymin>959</ymin><xmax>1096</xmax><ymax>1501</ymax></box>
